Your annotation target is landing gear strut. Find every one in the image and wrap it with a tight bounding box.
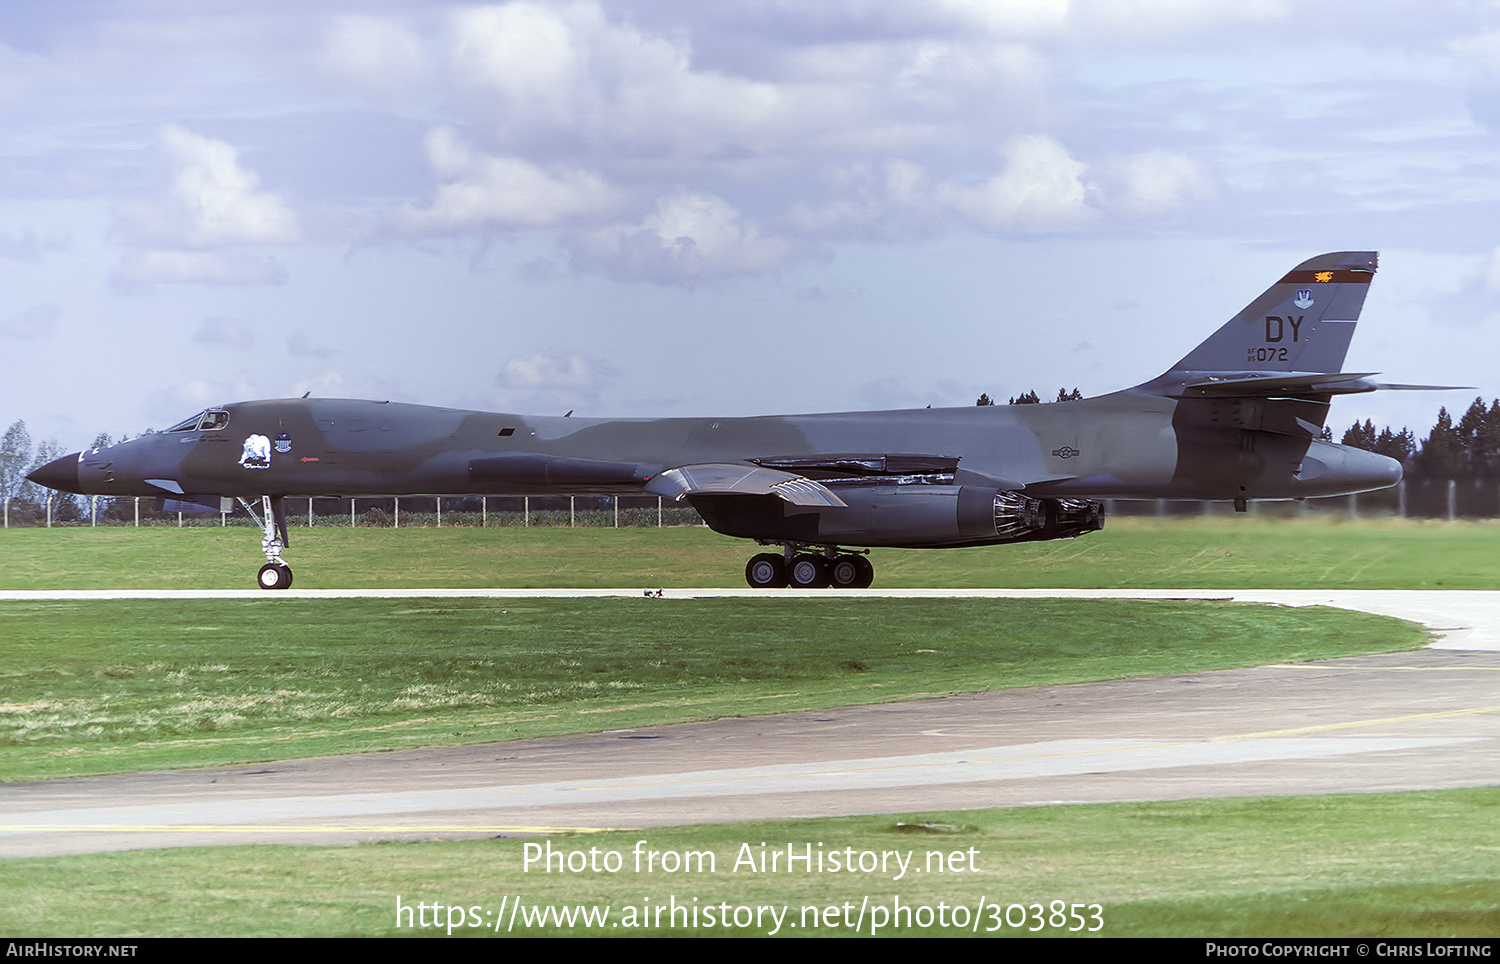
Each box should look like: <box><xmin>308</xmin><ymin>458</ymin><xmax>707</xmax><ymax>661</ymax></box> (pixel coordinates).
<box><xmin>240</xmin><ymin>496</ymin><xmax>292</xmax><ymax>590</ymax></box>
<box><xmin>745</xmin><ymin>544</ymin><xmax>873</xmax><ymax>589</ymax></box>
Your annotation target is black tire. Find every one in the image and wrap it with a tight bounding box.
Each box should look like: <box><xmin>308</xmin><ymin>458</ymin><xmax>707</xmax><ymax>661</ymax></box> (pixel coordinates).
<box><xmin>851</xmin><ymin>554</ymin><xmax>875</xmax><ymax>589</ymax></box>
<box><xmin>257</xmin><ymin>563</ymin><xmax>293</xmax><ymax>590</ymax></box>
<box><xmin>788</xmin><ymin>554</ymin><xmax>829</xmax><ymax>588</ymax></box>
<box><xmin>830</xmin><ymin>555</ymin><xmax>863</xmax><ymax>588</ymax></box>
<box><xmin>745</xmin><ymin>553</ymin><xmax>787</xmax><ymax>589</ymax></box>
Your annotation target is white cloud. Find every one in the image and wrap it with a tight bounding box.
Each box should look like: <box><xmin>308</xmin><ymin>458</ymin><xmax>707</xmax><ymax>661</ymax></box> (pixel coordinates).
<box><xmin>319</xmin><ymin>15</ymin><xmax>430</xmax><ymax>106</ymax></box>
<box><xmin>1486</xmin><ymin>246</ymin><xmax>1500</xmax><ymax>290</ymax></box>
<box><xmin>1101</xmin><ymin>151</ymin><xmax>1217</xmax><ymax>214</ymax></box>
<box><xmin>0</xmin><ymin>305</ymin><xmax>59</xmax><ymax>341</ymax></box>
<box><xmin>789</xmin><ymin>160</ymin><xmax>936</xmax><ymax>236</ymax></box>
<box><xmin>1068</xmin><ymin>0</ymin><xmax>1290</xmax><ymax>40</ymax></box>
<box><xmin>393</xmin><ymin>127</ymin><xmax>618</xmax><ymax>232</ymax></box>
<box><xmin>111</xmin><ymin>250</ymin><xmax>287</xmax><ymax>293</ymax></box>
<box><xmin>937</xmin><ymin>135</ymin><xmax>1096</xmax><ymax>231</ymax></box>
<box><xmin>287</xmin><ymin>330</ymin><xmax>335</xmax><ymax>359</ymax></box>
<box><xmin>795</xmin><ymin>144</ymin><xmax>1215</xmax><ymax>237</ymax></box>
<box><xmin>497</xmin><ymin>351</ymin><xmax>613</xmax><ymax>413</ymax></box>
<box><xmin>501</xmin><ymin>352</ymin><xmax>604</xmax><ymax>391</ymax></box>
<box><xmin>115</xmin><ymin>125</ymin><xmax>299</xmax><ymax>249</ymax></box>
<box><xmin>0</xmin><ymin>230</ymin><xmax>66</xmax><ymax>262</ymax></box>
<box><xmin>149</xmin><ymin>374</ymin><xmax>264</xmax><ymax>422</ymax></box>
<box><xmin>192</xmin><ymin>316</ymin><xmax>255</xmax><ymax>350</ymax></box>
<box><xmin>570</xmin><ymin>192</ymin><xmax>794</xmax><ymax>281</ymax></box>
<box><xmin>937</xmin><ymin>0</ymin><xmax>1069</xmax><ymax>37</ymax></box>
<box><xmin>285</xmin><ymin>371</ymin><xmax>412</xmax><ymax>403</ymax></box>
<box><xmin>445</xmin><ymin>2</ymin><xmax>841</xmax><ymax>166</ymax></box>
<box><xmin>449</xmin><ymin>3</ymin><xmax>591</xmax><ymax>128</ymax></box>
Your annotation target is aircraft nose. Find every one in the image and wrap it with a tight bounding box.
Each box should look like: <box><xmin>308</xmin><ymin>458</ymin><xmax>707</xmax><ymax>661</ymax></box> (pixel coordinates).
<box><xmin>27</xmin><ymin>452</ymin><xmax>82</xmax><ymax>494</ymax></box>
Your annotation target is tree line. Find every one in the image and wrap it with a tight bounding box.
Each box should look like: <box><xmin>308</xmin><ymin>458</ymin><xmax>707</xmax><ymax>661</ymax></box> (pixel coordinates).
<box><xmin>0</xmin><ymin>421</ymin><xmax>67</xmax><ymax>508</ymax></box>
<box><xmin>976</xmin><ymin>388</ymin><xmax>1084</xmax><ymax>406</ymax></box>
<box><xmin>1</xmin><ymin>420</ymin><xmax>131</xmax><ymax>523</ymax></box>
<box><xmin>1341</xmin><ymin>397</ymin><xmax>1500</xmax><ymax>481</ymax></box>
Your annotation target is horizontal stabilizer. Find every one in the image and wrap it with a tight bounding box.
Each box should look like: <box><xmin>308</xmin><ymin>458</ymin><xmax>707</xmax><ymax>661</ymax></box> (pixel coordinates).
<box><xmin>1370</xmin><ymin>382</ymin><xmax>1475</xmax><ymax>391</ymax></box>
<box><xmin>1177</xmin><ymin>372</ymin><xmax>1381</xmax><ymax>397</ymax></box>
<box><xmin>646</xmin><ymin>463</ymin><xmax>847</xmax><ymax>507</ymax></box>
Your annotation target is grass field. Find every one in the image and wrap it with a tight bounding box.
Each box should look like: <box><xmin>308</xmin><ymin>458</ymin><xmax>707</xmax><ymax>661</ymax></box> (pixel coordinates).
<box><xmin>0</xmin><ymin>596</ymin><xmax>1425</xmax><ymax>781</ymax></box>
<box><xmin>2</xmin><ymin>790</ymin><xmax>1494</xmax><ymax>937</ymax></box>
<box><xmin>2</xmin><ymin>515</ymin><xmax>1499</xmax><ymax>589</ymax></box>
<box><xmin>1</xmin><ymin>518</ymin><xmax>1492</xmax><ymax>939</ymax></box>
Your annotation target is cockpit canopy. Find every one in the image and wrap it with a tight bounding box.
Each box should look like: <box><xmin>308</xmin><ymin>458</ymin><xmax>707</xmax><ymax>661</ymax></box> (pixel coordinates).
<box><xmin>165</xmin><ymin>409</ymin><xmax>230</xmax><ymax>433</ymax></box>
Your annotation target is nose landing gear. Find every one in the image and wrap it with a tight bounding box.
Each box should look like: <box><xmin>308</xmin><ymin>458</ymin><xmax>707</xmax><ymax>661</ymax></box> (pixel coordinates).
<box><xmin>240</xmin><ymin>496</ymin><xmax>293</xmax><ymax>590</ymax></box>
<box><xmin>257</xmin><ymin>561</ymin><xmax>293</xmax><ymax>590</ymax></box>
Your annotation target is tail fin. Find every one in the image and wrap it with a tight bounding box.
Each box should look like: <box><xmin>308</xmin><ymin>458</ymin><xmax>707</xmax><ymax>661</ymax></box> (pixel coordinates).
<box><xmin>1168</xmin><ymin>251</ymin><xmax>1377</xmax><ymax>376</ymax></box>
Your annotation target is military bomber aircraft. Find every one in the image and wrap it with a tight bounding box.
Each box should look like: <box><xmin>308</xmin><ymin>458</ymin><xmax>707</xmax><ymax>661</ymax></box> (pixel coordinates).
<box><xmin>30</xmin><ymin>251</ymin><xmax>1418</xmax><ymax>590</ymax></box>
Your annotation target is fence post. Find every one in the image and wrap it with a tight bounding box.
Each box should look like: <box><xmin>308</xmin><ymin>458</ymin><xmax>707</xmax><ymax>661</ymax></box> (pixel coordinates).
<box><xmin>658</xmin><ymin>495</ymin><xmax>663</xmax><ymax>527</ymax></box>
<box><xmin>437</xmin><ymin>497</ymin><xmax>442</xmax><ymax>527</ymax></box>
<box><xmin>524</xmin><ymin>496</ymin><xmax>529</xmax><ymax>527</ymax></box>
<box><xmin>482</xmin><ymin>496</ymin><xmax>487</xmax><ymax>527</ymax></box>
<box><xmin>1397</xmin><ymin>480</ymin><xmax>1406</xmax><ymax>519</ymax></box>
<box><xmin>614</xmin><ymin>496</ymin><xmax>619</xmax><ymax>528</ymax></box>
<box><xmin>570</xmin><ymin>496</ymin><xmax>575</xmax><ymax>527</ymax></box>
<box><xmin>1448</xmin><ymin>479</ymin><xmax>1456</xmax><ymax>521</ymax></box>
<box><xmin>134</xmin><ymin>497</ymin><xmax>139</xmax><ymax>527</ymax></box>
<box><xmin>395</xmin><ymin>496</ymin><xmax>400</xmax><ymax>528</ymax></box>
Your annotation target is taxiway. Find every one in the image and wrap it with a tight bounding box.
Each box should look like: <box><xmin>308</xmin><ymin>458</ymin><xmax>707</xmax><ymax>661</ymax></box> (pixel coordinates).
<box><xmin>2</xmin><ymin>589</ymin><xmax>1496</xmax><ymax>858</ymax></box>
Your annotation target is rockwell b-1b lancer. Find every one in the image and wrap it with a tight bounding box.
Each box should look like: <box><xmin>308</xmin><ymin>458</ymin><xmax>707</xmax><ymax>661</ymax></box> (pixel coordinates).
<box><xmin>31</xmin><ymin>251</ymin><xmax>1422</xmax><ymax>590</ymax></box>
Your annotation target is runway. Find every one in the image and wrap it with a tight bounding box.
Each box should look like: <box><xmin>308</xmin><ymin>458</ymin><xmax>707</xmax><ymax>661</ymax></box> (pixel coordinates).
<box><xmin>2</xmin><ymin>589</ymin><xmax>1497</xmax><ymax>858</ymax></box>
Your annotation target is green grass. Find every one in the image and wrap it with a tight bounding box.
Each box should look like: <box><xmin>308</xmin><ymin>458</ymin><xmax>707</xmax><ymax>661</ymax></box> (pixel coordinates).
<box><xmin>0</xmin><ymin>521</ymin><xmax>1486</xmax><ymax>939</ymax></box>
<box><xmin>0</xmin><ymin>597</ymin><xmax>1426</xmax><ymax>782</ymax></box>
<box><xmin>2</xmin><ymin>789</ymin><xmax>1494</xmax><ymax>937</ymax></box>
<box><xmin>2</xmin><ymin>516</ymin><xmax>1497</xmax><ymax>589</ymax></box>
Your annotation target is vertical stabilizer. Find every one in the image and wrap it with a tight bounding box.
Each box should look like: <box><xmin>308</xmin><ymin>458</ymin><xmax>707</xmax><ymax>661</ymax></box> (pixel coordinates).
<box><xmin>1167</xmin><ymin>251</ymin><xmax>1377</xmax><ymax>376</ymax></box>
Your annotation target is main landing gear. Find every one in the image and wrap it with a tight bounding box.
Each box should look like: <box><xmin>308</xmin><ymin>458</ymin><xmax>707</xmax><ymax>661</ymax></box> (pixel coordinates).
<box><xmin>240</xmin><ymin>495</ymin><xmax>293</xmax><ymax>590</ymax></box>
<box><xmin>745</xmin><ymin>545</ymin><xmax>875</xmax><ymax>589</ymax></box>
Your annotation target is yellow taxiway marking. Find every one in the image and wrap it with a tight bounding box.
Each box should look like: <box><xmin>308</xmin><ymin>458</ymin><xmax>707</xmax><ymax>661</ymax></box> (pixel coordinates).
<box><xmin>6</xmin><ymin>706</ymin><xmax>1489</xmax><ymax>836</ymax></box>
<box><xmin>1216</xmin><ymin>705</ymin><xmax>1500</xmax><ymax>742</ymax></box>
<box><xmin>1266</xmin><ymin>663</ymin><xmax>1500</xmax><ymax>671</ymax></box>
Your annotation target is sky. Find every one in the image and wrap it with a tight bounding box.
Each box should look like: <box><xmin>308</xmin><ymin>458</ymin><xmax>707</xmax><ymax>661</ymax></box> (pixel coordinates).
<box><xmin>3</xmin><ymin>0</ymin><xmax>1499</xmax><ymax>451</ymax></box>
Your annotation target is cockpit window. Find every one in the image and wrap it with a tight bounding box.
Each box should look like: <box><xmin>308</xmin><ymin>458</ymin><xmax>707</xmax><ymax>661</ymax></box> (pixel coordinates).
<box><xmin>165</xmin><ymin>409</ymin><xmax>230</xmax><ymax>432</ymax></box>
<box><xmin>166</xmin><ymin>411</ymin><xmax>207</xmax><ymax>433</ymax></box>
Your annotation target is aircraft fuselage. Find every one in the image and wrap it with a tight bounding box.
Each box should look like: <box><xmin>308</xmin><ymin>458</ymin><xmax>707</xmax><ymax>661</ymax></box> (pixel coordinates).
<box><xmin>59</xmin><ymin>390</ymin><xmax>1398</xmax><ymax>509</ymax></box>
<box><xmin>26</xmin><ymin>250</ymin><xmax>1419</xmax><ymax>588</ymax></box>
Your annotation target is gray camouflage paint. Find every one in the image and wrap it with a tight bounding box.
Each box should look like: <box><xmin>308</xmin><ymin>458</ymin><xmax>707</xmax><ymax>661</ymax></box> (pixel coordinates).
<box><xmin>30</xmin><ymin>252</ymin><xmax>1404</xmax><ymax>560</ymax></box>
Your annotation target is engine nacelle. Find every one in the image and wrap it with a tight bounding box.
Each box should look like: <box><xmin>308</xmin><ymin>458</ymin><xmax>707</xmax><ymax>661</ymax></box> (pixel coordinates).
<box><xmin>689</xmin><ymin>484</ymin><xmax>1103</xmax><ymax>549</ymax></box>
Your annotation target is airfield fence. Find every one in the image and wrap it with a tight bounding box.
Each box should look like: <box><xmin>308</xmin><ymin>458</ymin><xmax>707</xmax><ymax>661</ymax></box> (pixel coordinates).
<box><xmin>2</xmin><ymin>494</ymin><xmax>707</xmax><ymax>529</ymax></box>
<box><xmin>5</xmin><ymin>478</ymin><xmax>1500</xmax><ymax>529</ymax></box>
